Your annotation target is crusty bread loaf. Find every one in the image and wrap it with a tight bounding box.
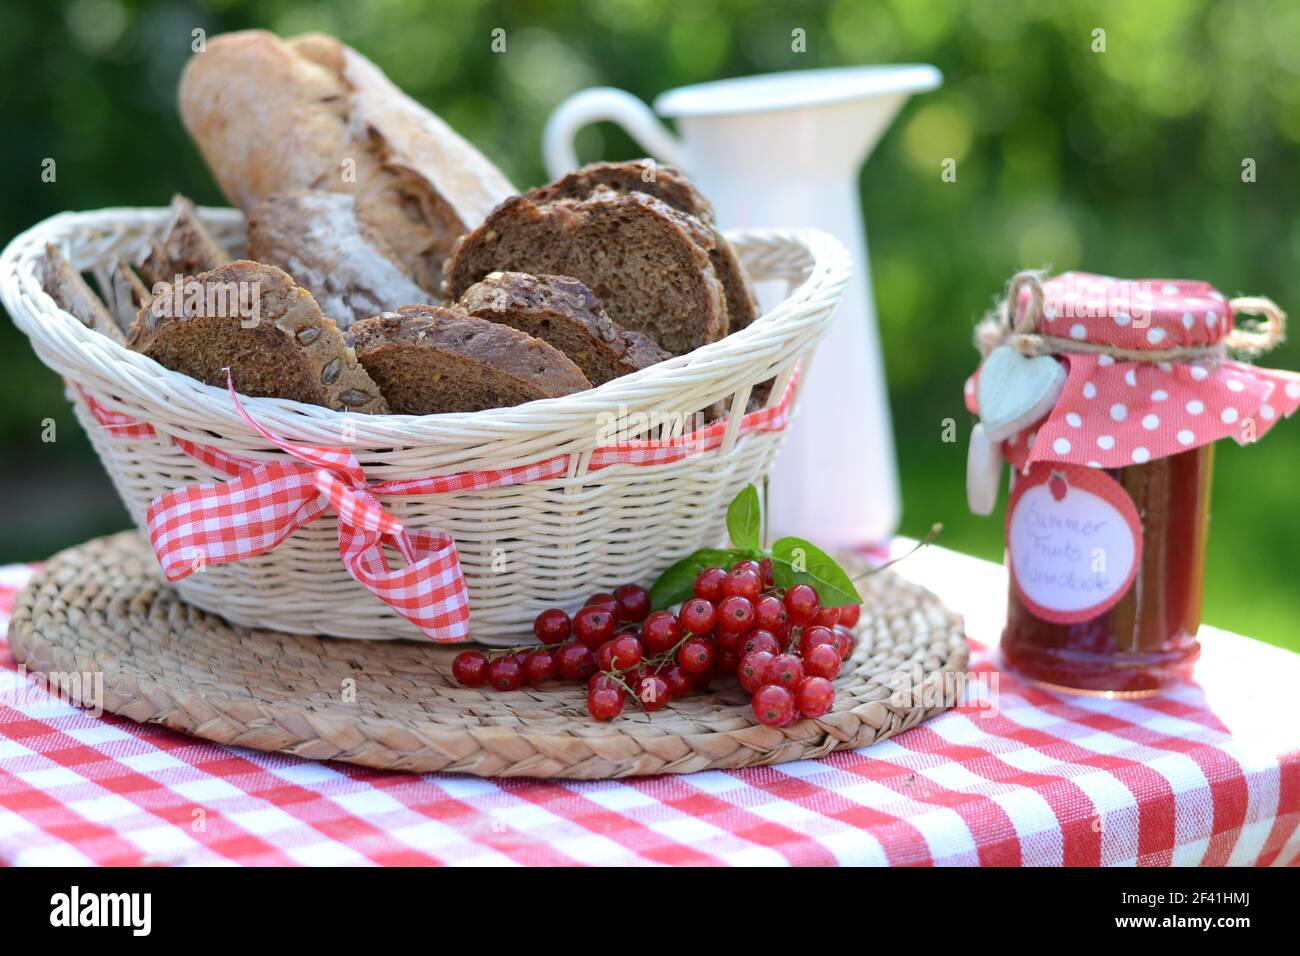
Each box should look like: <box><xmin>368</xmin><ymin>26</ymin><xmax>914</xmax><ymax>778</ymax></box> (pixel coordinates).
<box><xmin>618</xmin><ymin>329</ymin><xmax>671</xmax><ymax>374</ymax></box>
<box><xmin>248</xmin><ymin>190</ymin><xmax>428</xmax><ymax>329</ymax></box>
<box><xmin>41</xmin><ymin>244</ymin><xmax>126</xmax><ymax>345</ymax></box>
<box><xmin>445</xmin><ymin>191</ymin><xmax>728</xmax><ymax>356</ymax></box>
<box><xmin>525</xmin><ymin>161</ymin><xmax>759</xmax><ymax>335</ymax></box>
<box><xmin>349</xmin><ymin>305</ymin><xmax>591</xmax><ymax>414</ymax></box>
<box><xmin>459</xmin><ymin>272</ymin><xmax>665</xmax><ymax>385</ymax></box>
<box><xmin>127</xmin><ymin>260</ymin><xmax>388</xmax><ymax>413</ymax></box>
<box><xmin>178</xmin><ymin>30</ymin><xmax>515</xmax><ymax>292</ymax></box>
<box><xmin>138</xmin><ymin>194</ymin><xmax>230</xmax><ymax>288</ymax></box>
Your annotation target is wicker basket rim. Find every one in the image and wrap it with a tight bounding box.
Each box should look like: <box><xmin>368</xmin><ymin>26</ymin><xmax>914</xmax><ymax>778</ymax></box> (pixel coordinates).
<box><xmin>0</xmin><ymin>206</ymin><xmax>851</xmax><ymax>447</ymax></box>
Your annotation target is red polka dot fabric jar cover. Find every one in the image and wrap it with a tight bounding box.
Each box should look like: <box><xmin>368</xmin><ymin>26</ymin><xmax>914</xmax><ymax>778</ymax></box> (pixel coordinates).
<box><xmin>964</xmin><ymin>271</ymin><xmax>1300</xmax><ymax>697</ymax></box>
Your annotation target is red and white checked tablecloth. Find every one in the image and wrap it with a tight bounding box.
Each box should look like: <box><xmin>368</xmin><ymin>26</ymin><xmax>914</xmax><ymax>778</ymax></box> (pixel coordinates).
<box><xmin>1</xmin><ymin>545</ymin><xmax>1298</xmax><ymax>867</ymax></box>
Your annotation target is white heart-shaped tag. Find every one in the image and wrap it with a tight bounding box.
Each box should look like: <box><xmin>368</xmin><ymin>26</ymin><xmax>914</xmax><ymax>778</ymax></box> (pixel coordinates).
<box><xmin>977</xmin><ymin>345</ymin><xmax>1066</xmax><ymax>442</ymax></box>
<box><xmin>966</xmin><ymin>423</ymin><xmax>1002</xmax><ymax>515</ymax></box>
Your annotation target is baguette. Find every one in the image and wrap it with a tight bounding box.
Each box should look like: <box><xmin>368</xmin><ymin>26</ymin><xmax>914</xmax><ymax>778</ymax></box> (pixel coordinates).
<box><xmin>179</xmin><ymin>29</ymin><xmax>515</xmax><ymax>293</ymax></box>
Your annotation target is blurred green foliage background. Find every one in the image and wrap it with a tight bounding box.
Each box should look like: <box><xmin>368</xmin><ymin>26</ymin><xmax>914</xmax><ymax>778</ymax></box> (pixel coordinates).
<box><xmin>2</xmin><ymin>0</ymin><xmax>1298</xmax><ymax>650</ymax></box>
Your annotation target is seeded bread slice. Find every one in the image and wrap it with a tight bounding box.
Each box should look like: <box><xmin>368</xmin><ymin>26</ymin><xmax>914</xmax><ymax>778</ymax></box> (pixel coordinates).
<box><xmin>138</xmin><ymin>194</ymin><xmax>231</xmax><ymax>288</ymax></box>
<box><xmin>248</xmin><ymin>190</ymin><xmax>429</xmax><ymax>329</ymax></box>
<box><xmin>525</xmin><ymin>161</ymin><xmax>759</xmax><ymax>335</ymax></box>
<box><xmin>40</xmin><ymin>244</ymin><xmax>126</xmax><ymax>345</ymax></box>
<box><xmin>445</xmin><ymin>191</ymin><xmax>728</xmax><ymax>356</ymax></box>
<box><xmin>618</xmin><ymin>329</ymin><xmax>671</xmax><ymax>375</ymax></box>
<box><xmin>127</xmin><ymin>260</ymin><xmax>387</xmax><ymax>413</ymax></box>
<box><xmin>459</xmin><ymin>272</ymin><xmax>664</xmax><ymax>385</ymax></box>
<box><xmin>349</xmin><ymin>305</ymin><xmax>591</xmax><ymax>414</ymax></box>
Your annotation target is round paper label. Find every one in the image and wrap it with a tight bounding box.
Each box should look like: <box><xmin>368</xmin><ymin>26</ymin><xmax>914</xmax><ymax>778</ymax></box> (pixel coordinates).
<box><xmin>1005</xmin><ymin>462</ymin><xmax>1143</xmax><ymax>624</ymax></box>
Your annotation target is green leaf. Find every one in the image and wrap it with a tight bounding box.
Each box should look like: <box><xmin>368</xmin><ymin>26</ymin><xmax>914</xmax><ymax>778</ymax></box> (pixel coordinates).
<box><xmin>649</xmin><ymin>548</ymin><xmax>745</xmax><ymax>610</ymax></box>
<box><xmin>726</xmin><ymin>484</ymin><xmax>762</xmax><ymax>551</ymax></box>
<box><xmin>769</xmin><ymin>536</ymin><xmax>863</xmax><ymax>608</ymax></box>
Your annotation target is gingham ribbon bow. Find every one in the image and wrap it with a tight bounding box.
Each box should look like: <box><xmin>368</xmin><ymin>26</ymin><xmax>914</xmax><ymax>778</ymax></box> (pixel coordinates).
<box><xmin>78</xmin><ymin>371</ymin><xmax>799</xmax><ymax>642</ymax></box>
<box><xmin>143</xmin><ymin>375</ymin><xmax>471</xmax><ymax>641</ymax></box>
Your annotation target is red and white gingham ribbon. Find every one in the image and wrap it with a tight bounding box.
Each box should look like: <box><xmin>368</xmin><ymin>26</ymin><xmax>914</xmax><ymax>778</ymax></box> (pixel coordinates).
<box><xmin>76</xmin><ymin>374</ymin><xmax>797</xmax><ymax>641</ymax></box>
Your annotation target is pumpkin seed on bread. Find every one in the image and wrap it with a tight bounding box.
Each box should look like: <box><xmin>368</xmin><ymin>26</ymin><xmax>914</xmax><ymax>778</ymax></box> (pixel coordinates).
<box><xmin>459</xmin><ymin>272</ymin><xmax>665</xmax><ymax>386</ymax></box>
<box><xmin>349</xmin><ymin>304</ymin><xmax>591</xmax><ymax>414</ymax></box>
<box><xmin>127</xmin><ymin>259</ymin><xmax>388</xmax><ymax>413</ymax></box>
<box><xmin>444</xmin><ymin>190</ymin><xmax>728</xmax><ymax>356</ymax></box>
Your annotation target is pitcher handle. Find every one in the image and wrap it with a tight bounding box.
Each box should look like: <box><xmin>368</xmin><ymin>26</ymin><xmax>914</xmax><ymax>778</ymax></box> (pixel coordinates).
<box><xmin>543</xmin><ymin>87</ymin><xmax>688</xmax><ymax>179</ymax></box>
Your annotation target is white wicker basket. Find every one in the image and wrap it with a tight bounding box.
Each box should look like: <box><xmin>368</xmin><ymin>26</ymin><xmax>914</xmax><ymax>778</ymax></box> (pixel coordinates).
<box><xmin>1</xmin><ymin>207</ymin><xmax>851</xmax><ymax>644</ymax></box>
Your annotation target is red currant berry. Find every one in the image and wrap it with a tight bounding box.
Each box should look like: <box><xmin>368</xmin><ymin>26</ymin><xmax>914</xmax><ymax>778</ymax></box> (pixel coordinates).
<box><xmin>588</xmin><ymin>671</ymin><xmax>625</xmax><ymax>695</ymax></box>
<box><xmin>763</xmin><ymin>653</ymin><xmax>804</xmax><ymax>691</ymax></box>
<box><xmin>783</xmin><ymin>584</ymin><xmax>820</xmax><ymax>625</ymax></box>
<box><xmin>678</xmin><ymin>597</ymin><xmax>717</xmax><ymax>635</ymax></box>
<box><xmin>609</xmin><ymin>634</ymin><xmax>644</xmax><ymax>670</ymax></box>
<box><xmin>722</xmin><ymin>567</ymin><xmax>763</xmax><ymax>601</ymax></box>
<box><xmin>799</xmin><ymin>624</ymin><xmax>837</xmax><ymax>657</ymax></box>
<box><xmin>837</xmin><ymin>604</ymin><xmax>862</xmax><ymax>629</ymax></box>
<box><xmin>596</xmin><ymin>639</ymin><xmax>617</xmax><ymax>672</ymax></box>
<box><xmin>803</xmin><ymin>643</ymin><xmax>841</xmax><ymax>680</ymax></box>
<box><xmin>636</xmin><ymin>674</ymin><xmax>672</xmax><ymax>711</ymax></box>
<box><xmin>731</xmin><ymin>558</ymin><xmax>763</xmax><ymax>576</ymax></box>
<box><xmin>833</xmin><ymin>625</ymin><xmax>856</xmax><ymax>662</ymax></box>
<box><xmin>586</xmin><ymin>591</ymin><xmax>619</xmax><ymax>612</ymax></box>
<box><xmin>487</xmin><ymin>655</ymin><xmax>524</xmax><ymax>691</ymax></box>
<box><xmin>715</xmin><ymin>626</ymin><xmax>743</xmax><ymax>652</ymax></box>
<box><xmin>716</xmin><ymin>595</ymin><xmax>756</xmax><ymax>634</ymax></box>
<box><xmin>587</xmin><ymin>687</ymin><xmax>624</xmax><ymax>721</ymax></box>
<box><xmin>812</xmin><ymin>606</ymin><xmax>841</xmax><ymax>628</ymax></box>
<box><xmin>678</xmin><ymin>636</ymin><xmax>715</xmax><ymax>674</ymax></box>
<box><xmin>693</xmin><ymin>566</ymin><xmax>728</xmax><ymax>601</ymax></box>
<box><xmin>555</xmin><ymin>642</ymin><xmax>595</xmax><ymax>680</ymax></box>
<box><xmin>452</xmin><ymin>650</ymin><xmax>489</xmax><ymax>687</ymax></box>
<box><xmin>714</xmin><ymin>648</ymin><xmax>740</xmax><ymax>676</ymax></box>
<box><xmin>739</xmin><ymin>628</ymin><xmax>780</xmax><ymax>657</ymax></box>
<box><xmin>662</xmin><ymin>665</ymin><xmax>695</xmax><ymax>698</ymax></box>
<box><xmin>753</xmin><ymin>594</ymin><xmax>789</xmax><ymax>632</ymax></box>
<box><xmin>573</xmin><ymin>605</ymin><xmax>616</xmax><ymax>647</ymax></box>
<box><xmin>752</xmin><ymin>684</ymin><xmax>795</xmax><ymax>726</ymax></box>
<box><xmin>523</xmin><ymin>649</ymin><xmax>557</xmax><ymax>685</ymax></box>
<box><xmin>613</xmin><ymin>583</ymin><xmax>651</xmax><ymax>623</ymax></box>
<box><xmin>641</xmin><ymin>609</ymin><xmax>683</xmax><ymax>653</ymax></box>
<box><xmin>532</xmin><ymin>608</ymin><xmax>571</xmax><ymax>645</ymax></box>
<box><xmin>759</xmin><ymin>558</ymin><xmax>775</xmax><ymax>589</ymax></box>
<box><xmin>739</xmin><ymin>651</ymin><xmax>774</xmax><ymax>693</ymax></box>
<box><xmin>795</xmin><ymin>676</ymin><xmax>835</xmax><ymax>718</ymax></box>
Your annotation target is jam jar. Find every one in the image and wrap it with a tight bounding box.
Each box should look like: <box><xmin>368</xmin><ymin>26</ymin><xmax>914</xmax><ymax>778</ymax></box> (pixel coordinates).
<box><xmin>967</xmin><ymin>271</ymin><xmax>1296</xmax><ymax>696</ymax></box>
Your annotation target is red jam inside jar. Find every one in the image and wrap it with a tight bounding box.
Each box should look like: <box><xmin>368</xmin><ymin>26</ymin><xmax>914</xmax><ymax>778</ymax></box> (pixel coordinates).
<box><xmin>1001</xmin><ymin>444</ymin><xmax>1214</xmax><ymax>696</ymax></box>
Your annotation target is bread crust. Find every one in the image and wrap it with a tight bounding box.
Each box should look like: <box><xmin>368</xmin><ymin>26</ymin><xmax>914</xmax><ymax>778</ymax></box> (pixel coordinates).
<box><xmin>41</xmin><ymin>244</ymin><xmax>126</xmax><ymax>345</ymax></box>
<box><xmin>248</xmin><ymin>190</ymin><xmax>429</xmax><ymax>329</ymax></box>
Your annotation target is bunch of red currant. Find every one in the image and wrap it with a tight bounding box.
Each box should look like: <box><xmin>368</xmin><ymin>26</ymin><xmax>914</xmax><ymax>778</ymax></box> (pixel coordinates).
<box><xmin>452</xmin><ymin>557</ymin><xmax>860</xmax><ymax>726</ymax></box>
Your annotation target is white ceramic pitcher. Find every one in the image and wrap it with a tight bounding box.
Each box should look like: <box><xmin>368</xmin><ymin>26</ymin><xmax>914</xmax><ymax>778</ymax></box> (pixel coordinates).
<box><xmin>544</xmin><ymin>65</ymin><xmax>941</xmax><ymax>549</ymax></box>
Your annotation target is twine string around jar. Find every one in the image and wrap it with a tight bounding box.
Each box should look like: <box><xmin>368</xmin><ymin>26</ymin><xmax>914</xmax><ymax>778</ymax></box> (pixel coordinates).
<box><xmin>975</xmin><ymin>269</ymin><xmax>1287</xmax><ymax>363</ymax></box>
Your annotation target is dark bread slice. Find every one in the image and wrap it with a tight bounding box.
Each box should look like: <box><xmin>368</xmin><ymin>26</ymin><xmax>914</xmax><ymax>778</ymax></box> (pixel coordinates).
<box><xmin>247</xmin><ymin>190</ymin><xmax>430</xmax><ymax>330</ymax></box>
<box><xmin>139</xmin><ymin>195</ymin><xmax>232</xmax><ymax>289</ymax></box>
<box><xmin>349</xmin><ymin>305</ymin><xmax>591</xmax><ymax>414</ymax></box>
<box><xmin>127</xmin><ymin>260</ymin><xmax>388</xmax><ymax>413</ymax></box>
<box><xmin>525</xmin><ymin>161</ymin><xmax>759</xmax><ymax>335</ymax></box>
<box><xmin>40</xmin><ymin>244</ymin><xmax>126</xmax><ymax>345</ymax></box>
<box><xmin>459</xmin><ymin>272</ymin><xmax>662</xmax><ymax>385</ymax></box>
<box><xmin>445</xmin><ymin>191</ymin><xmax>728</xmax><ymax>356</ymax></box>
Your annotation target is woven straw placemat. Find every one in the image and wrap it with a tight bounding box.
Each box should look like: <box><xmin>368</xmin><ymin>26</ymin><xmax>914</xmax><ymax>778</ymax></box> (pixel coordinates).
<box><xmin>9</xmin><ymin>532</ymin><xmax>969</xmax><ymax>778</ymax></box>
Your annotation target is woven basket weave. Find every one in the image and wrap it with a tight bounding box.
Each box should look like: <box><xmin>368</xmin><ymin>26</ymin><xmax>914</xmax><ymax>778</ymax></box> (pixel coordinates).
<box><xmin>1</xmin><ymin>207</ymin><xmax>850</xmax><ymax>644</ymax></box>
